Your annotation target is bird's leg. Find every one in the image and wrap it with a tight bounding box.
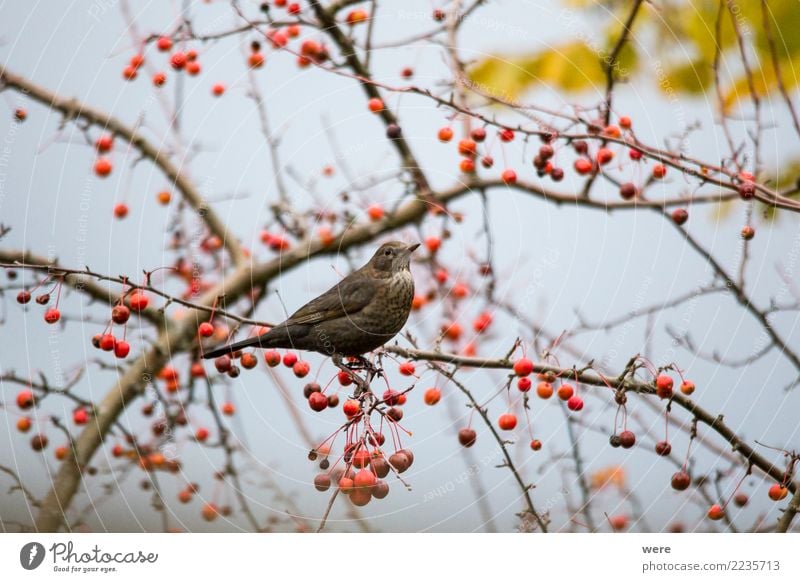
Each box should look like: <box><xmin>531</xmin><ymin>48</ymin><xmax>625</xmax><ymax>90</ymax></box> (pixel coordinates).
<box><xmin>331</xmin><ymin>354</ymin><xmax>370</xmax><ymax>397</ymax></box>
<box><xmin>341</xmin><ymin>355</ymin><xmax>383</xmax><ymax>378</ymax></box>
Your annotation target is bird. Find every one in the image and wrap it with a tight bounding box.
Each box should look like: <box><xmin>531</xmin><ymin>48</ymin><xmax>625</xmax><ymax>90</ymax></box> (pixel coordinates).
<box><xmin>203</xmin><ymin>241</ymin><xmax>419</xmax><ymax>362</ymax></box>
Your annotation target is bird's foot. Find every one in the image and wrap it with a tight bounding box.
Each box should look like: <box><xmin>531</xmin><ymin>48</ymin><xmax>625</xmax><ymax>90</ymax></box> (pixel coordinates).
<box><xmin>344</xmin><ymin>356</ymin><xmax>383</xmax><ymax>377</ymax></box>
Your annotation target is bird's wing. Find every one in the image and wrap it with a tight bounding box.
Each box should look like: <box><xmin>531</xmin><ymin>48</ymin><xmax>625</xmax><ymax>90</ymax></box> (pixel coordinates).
<box><xmin>284</xmin><ymin>271</ymin><xmax>377</xmax><ymax>326</ymax></box>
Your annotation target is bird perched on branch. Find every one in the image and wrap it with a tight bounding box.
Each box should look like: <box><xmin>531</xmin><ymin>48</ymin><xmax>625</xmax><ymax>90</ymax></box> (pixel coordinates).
<box><xmin>203</xmin><ymin>241</ymin><xmax>419</xmax><ymax>363</ymax></box>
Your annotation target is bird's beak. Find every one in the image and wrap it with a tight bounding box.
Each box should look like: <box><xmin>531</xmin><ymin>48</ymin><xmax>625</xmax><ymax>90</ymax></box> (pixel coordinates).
<box><xmin>407</xmin><ymin>243</ymin><xmax>421</xmax><ymax>253</ymax></box>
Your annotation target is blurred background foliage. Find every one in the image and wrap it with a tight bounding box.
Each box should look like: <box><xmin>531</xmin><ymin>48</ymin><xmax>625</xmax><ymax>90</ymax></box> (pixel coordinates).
<box><xmin>468</xmin><ymin>0</ymin><xmax>800</xmax><ymax>215</ymax></box>
<box><xmin>469</xmin><ymin>0</ymin><xmax>799</xmax><ymax>108</ymax></box>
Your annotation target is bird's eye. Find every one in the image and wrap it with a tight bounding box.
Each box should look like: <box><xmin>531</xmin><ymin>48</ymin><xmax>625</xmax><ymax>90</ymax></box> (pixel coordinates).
<box><xmin>384</xmin><ymin>249</ymin><xmax>392</xmax><ymax>256</ymax></box>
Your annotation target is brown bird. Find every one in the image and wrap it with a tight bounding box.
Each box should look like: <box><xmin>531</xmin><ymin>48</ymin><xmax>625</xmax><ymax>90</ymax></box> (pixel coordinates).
<box><xmin>203</xmin><ymin>241</ymin><xmax>419</xmax><ymax>362</ymax></box>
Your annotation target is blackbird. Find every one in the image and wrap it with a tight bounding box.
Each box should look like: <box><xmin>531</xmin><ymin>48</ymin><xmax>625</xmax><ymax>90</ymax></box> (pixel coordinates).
<box><xmin>203</xmin><ymin>241</ymin><xmax>419</xmax><ymax>361</ymax></box>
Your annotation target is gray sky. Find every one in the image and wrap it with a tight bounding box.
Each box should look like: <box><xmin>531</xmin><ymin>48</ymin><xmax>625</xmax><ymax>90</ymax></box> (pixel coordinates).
<box><xmin>1</xmin><ymin>0</ymin><xmax>799</xmax><ymax>532</ymax></box>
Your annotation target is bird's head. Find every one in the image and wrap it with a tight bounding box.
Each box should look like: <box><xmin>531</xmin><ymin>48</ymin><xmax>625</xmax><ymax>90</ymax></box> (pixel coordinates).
<box><xmin>369</xmin><ymin>241</ymin><xmax>420</xmax><ymax>274</ymax></box>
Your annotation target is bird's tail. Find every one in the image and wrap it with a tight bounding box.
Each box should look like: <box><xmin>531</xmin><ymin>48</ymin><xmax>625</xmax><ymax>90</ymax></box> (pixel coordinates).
<box><xmin>203</xmin><ymin>333</ymin><xmax>277</xmax><ymax>359</ymax></box>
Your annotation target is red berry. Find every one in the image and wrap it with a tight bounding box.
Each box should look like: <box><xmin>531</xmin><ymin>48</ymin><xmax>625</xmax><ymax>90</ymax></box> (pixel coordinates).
<box><xmin>680</xmin><ymin>380</ymin><xmax>695</xmax><ymax>395</ymax></box>
<box><xmin>619</xmin><ymin>116</ymin><xmax>632</xmax><ymax>129</ymax></box>
<box><xmin>423</xmin><ymin>387</ymin><xmax>441</xmax><ymax>405</ymax></box>
<box><xmin>354</xmin><ymin>469</ymin><xmax>377</xmax><ymax>489</ymax></box>
<box><xmin>536</xmin><ymin>382</ymin><xmax>553</xmax><ymax>399</ymax></box>
<box><xmin>470</xmin><ymin>127</ymin><xmax>486</xmax><ymax>142</ymax></box>
<box><xmin>388</xmin><ymin>452</ymin><xmax>411</xmax><ymax>473</ymax></box>
<box><xmin>499</xmin><ymin>128</ymin><xmax>514</xmax><ymax>142</ymax></box>
<box><xmin>458</xmin><ymin>139</ymin><xmax>477</xmax><ymax>157</ymax></box>
<box><xmin>734</xmin><ymin>492</ymin><xmax>749</xmax><ymax>507</ymax></box>
<box><xmin>367</xmin><ymin>204</ymin><xmax>384</xmax><ymax>221</ymax></box>
<box><xmin>308</xmin><ymin>392</ymin><xmax>328</xmax><ymax>411</ymax></box>
<box><xmin>346</xmin><ymin>9</ymin><xmax>369</xmax><ymax>25</ymax></box>
<box><xmin>501</xmin><ymin>169</ymin><xmax>517</xmax><ymax>185</ymax></box>
<box><xmin>629</xmin><ymin>148</ymin><xmax>643</xmax><ymax>161</ymax></box>
<box><xmin>567</xmin><ymin>395</ymin><xmax>584</xmax><ymax>411</ymax></box>
<box><xmin>170</xmin><ymin>52</ymin><xmax>187</xmax><ymax>70</ymax></box>
<box><xmin>671</xmin><ymin>209</ymin><xmax>689</xmax><ymax>225</ymax></box>
<box><xmin>671</xmin><ymin>471</ymin><xmax>690</xmax><ymax>491</ymax></box>
<box><xmin>557</xmin><ymin>384</ymin><xmax>574</xmax><ymax>401</ymax></box>
<box><xmin>16</xmin><ymin>390</ymin><xmax>34</xmax><ymax>409</ymax></box>
<box><xmin>201</xmin><ymin>503</ymin><xmax>219</xmax><ymax>522</ymax></box>
<box><xmin>113</xmin><ymin>202</ymin><xmax>128</xmax><ymax>220</ymax></box>
<box><xmin>282</xmin><ymin>352</ymin><xmax>298</xmax><ymax>367</ymax></box>
<box><xmin>741</xmin><ymin>225</ymin><xmax>755</xmax><ymax>240</ymax></box>
<box><xmin>619</xmin><ymin>430</ymin><xmax>636</xmax><ymax>449</ymax></box>
<box><xmin>619</xmin><ymin>182</ymin><xmax>638</xmax><ymax>200</ymax></box>
<box><xmin>437</xmin><ymin>127</ymin><xmax>453</xmax><ymax>142</ymax></box>
<box><xmin>513</xmin><ymin>357</ymin><xmax>534</xmax><ymax>377</ymax></box>
<box><xmin>214</xmin><ymin>355</ymin><xmax>232</xmax><ymax>373</ymax></box>
<box><xmin>95</xmin><ymin>135</ymin><xmax>113</xmax><ymax>153</ymax></box>
<box><xmin>221</xmin><ymin>401</ymin><xmax>235</xmax><ymax>416</ymax></box>
<box><xmin>198</xmin><ymin>322</ymin><xmax>214</xmax><ymax>337</ymax></box>
<box><xmin>529</xmin><ymin>439</ymin><xmax>542</xmax><ymax>451</ymax></box>
<box><xmin>17</xmin><ymin>290</ymin><xmax>32</xmax><ymax>304</ymax></box>
<box><xmin>738</xmin><ymin>181</ymin><xmax>756</xmax><ymax>200</ymax></box>
<box><xmin>498</xmin><ymin>413</ymin><xmax>517</xmax><ymax>431</ymax></box>
<box><xmin>351</xmin><ymin>449</ymin><xmax>371</xmax><ymax>468</ymax></box>
<box><xmin>128</xmin><ymin>291</ymin><xmax>149</xmax><ymax>311</ymax></box>
<box><xmin>31</xmin><ymin>434</ymin><xmax>49</xmax><ymax>451</ymax></box>
<box><xmin>398</xmin><ymin>361</ymin><xmax>415</xmax><ymax>376</ymax></box>
<box><xmin>152</xmin><ymin>72</ymin><xmax>167</xmax><ymax>87</ymax></box>
<box><xmin>655</xmin><ymin>441</ymin><xmax>672</xmax><ymax>456</ymax></box>
<box><xmin>240</xmin><ymin>353</ymin><xmax>258</xmax><ymax>369</ymax></box>
<box><xmin>44</xmin><ymin>308</ymin><xmax>61</xmax><ymax>324</ymax></box>
<box><xmin>707</xmin><ymin>504</ymin><xmax>725</xmax><ymax>521</ymax></box>
<box><xmin>248</xmin><ymin>52</ymin><xmax>265</xmax><ymax>68</ymax></box>
<box><xmin>293</xmin><ymin>361</ymin><xmax>310</xmax><ymax>378</ymax></box>
<box><xmin>112</xmin><ymin>304</ymin><xmax>130</xmax><ymax>324</ymax></box>
<box><xmin>186</xmin><ymin>61</ymin><xmax>201</xmax><ymax>76</ymax></box>
<box><xmin>367</xmin><ymin>98</ymin><xmax>384</xmax><ymax>112</ymax></box>
<box><xmin>343</xmin><ymin>399</ymin><xmax>360</xmax><ymax>417</ymax></box>
<box><xmin>156</xmin><ymin>36</ymin><xmax>173</xmax><ymax>51</ymax></box>
<box><xmin>314</xmin><ymin>474</ymin><xmax>331</xmax><ymax>492</ymax></box>
<box><xmin>517</xmin><ymin>377</ymin><xmax>532</xmax><ymax>392</ymax></box>
<box><xmin>425</xmin><ymin>236</ymin><xmax>441</xmax><ymax>253</ymax></box>
<box><xmin>122</xmin><ymin>65</ymin><xmax>138</xmax><ymax>81</ymax></box>
<box><xmin>458</xmin><ymin>428</ymin><xmax>477</xmax><ymax>447</ymax></box>
<box><xmin>609</xmin><ymin>515</ymin><xmax>628</xmax><ymax>531</ymax></box>
<box><xmin>73</xmin><ymin>408</ymin><xmax>89</xmax><ymax>425</ymax></box>
<box><xmin>382</xmin><ymin>389</ymin><xmax>401</xmax><ymax>406</ymax></box>
<box><xmin>264</xmin><ymin>350</ymin><xmax>281</xmax><ymax>367</ymax></box>
<box><xmin>212</xmin><ymin>83</ymin><xmax>225</xmax><ymax>97</ymax></box>
<box><xmin>596</xmin><ymin>147</ymin><xmax>614</xmax><ymax>165</ymax></box>
<box><xmin>195</xmin><ymin>427</ymin><xmax>209</xmax><ymax>442</ymax></box>
<box><xmin>768</xmin><ymin>484</ymin><xmax>789</xmax><ymax>501</ymax></box>
<box><xmin>655</xmin><ymin>374</ymin><xmax>673</xmax><ymax>399</ymax></box>
<box><xmin>652</xmin><ymin>164</ymin><xmax>667</xmax><ymax>179</ymax></box>
<box><xmin>114</xmin><ymin>340</ymin><xmax>130</xmax><ymax>359</ymax></box>
<box><xmin>480</xmin><ymin>155</ymin><xmax>494</xmax><ymax>168</ymax></box>
<box><xmin>459</xmin><ymin>158</ymin><xmax>475</xmax><ymax>173</ymax></box>
<box><xmin>17</xmin><ymin>417</ymin><xmax>31</xmax><ymax>433</ymax></box>
<box><xmin>94</xmin><ymin>158</ymin><xmax>112</xmax><ymax>177</ymax></box>
<box><xmin>574</xmin><ymin>158</ymin><xmax>593</xmax><ymax>175</ymax></box>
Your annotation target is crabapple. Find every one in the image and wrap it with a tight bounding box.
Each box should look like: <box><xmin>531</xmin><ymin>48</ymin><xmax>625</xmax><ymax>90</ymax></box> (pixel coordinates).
<box><xmin>498</xmin><ymin>413</ymin><xmax>517</xmax><ymax>431</ymax></box>
<box><xmin>424</xmin><ymin>388</ymin><xmax>441</xmax><ymax>405</ymax></box>
<box><xmin>619</xmin><ymin>430</ymin><xmax>636</xmax><ymax>449</ymax></box>
<box><xmin>458</xmin><ymin>428</ymin><xmax>477</xmax><ymax>447</ymax></box>
<box><xmin>671</xmin><ymin>471</ymin><xmax>691</xmax><ymax>491</ymax></box>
